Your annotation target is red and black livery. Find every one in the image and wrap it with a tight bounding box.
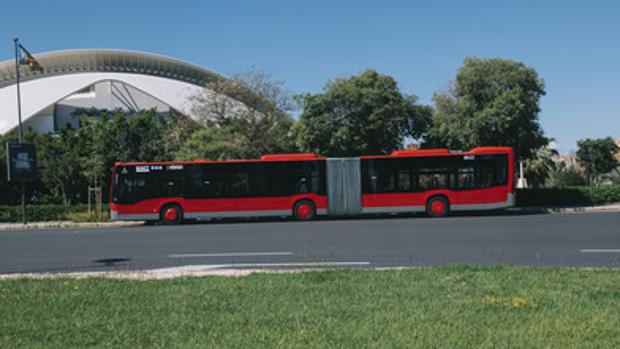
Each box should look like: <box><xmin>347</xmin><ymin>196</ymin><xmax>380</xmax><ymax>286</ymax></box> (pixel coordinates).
<box><xmin>110</xmin><ymin>147</ymin><xmax>514</xmax><ymax>223</ymax></box>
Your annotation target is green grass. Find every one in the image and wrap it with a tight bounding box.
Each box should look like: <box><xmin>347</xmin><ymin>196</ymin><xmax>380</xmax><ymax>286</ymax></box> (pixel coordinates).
<box><xmin>2</xmin><ymin>267</ymin><xmax>620</xmax><ymax>348</ymax></box>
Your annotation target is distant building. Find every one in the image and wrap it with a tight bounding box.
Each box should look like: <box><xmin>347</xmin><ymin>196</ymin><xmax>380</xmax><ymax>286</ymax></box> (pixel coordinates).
<box><xmin>0</xmin><ymin>49</ymin><xmax>241</xmax><ymax>135</ymax></box>
<box><xmin>554</xmin><ymin>152</ymin><xmax>580</xmax><ymax>171</ymax></box>
<box><xmin>405</xmin><ymin>143</ymin><xmax>421</xmax><ymax>150</ymax></box>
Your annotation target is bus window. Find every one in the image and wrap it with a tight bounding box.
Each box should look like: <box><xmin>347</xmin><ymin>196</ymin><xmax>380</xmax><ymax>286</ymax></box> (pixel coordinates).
<box><xmin>454</xmin><ymin>167</ymin><xmax>476</xmax><ymax>189</ymax></box>
<box><xmin>415</xmin><ymin>157</ymin><xmax>450</xmax><ymax>190</ymax></box>
<box><xmin>257</xmin><ymin>162</ymin><xmax>287</xmax><ymax>197</ymax></box>
<box><xmin>398</xmin><ymin>170</ymin><xmax>412</xmax><ymax>192</ymax></box>
<box><xmin>225</xmin><ymin>163</ymin><xmax>253</xmax><ymax>197</ymax></box>
<box><xmin>116</xmin><ymin>173</ymin><xmax>147</xmax><ymax>203</ymax></box>
<box><xmin>305</xmin><ymin>161</ymin><xmax>320</xmax><ymax>194</ymax></box>
<box><xmin>477</xmin><ymin>155</ymin><xmax>508</xmax><ymax>188</ymax></box>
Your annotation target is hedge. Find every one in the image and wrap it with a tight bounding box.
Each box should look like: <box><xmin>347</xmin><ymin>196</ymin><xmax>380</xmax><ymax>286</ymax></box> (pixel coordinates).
<box><xmin>515</xmin><ymin>186</ymin><xmax>620</xmax><ymax>207</ymax></box>
<box><xmin>0</xmin><ymin>204</ymin><xmax>109</xmax><ymax>223</ymax></box>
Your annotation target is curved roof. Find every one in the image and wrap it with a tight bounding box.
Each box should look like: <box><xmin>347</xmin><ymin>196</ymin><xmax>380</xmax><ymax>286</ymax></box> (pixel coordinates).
<box><xmin>0</xmin><ymin>49</ymin><xmax>225</xmax><ymax>89</ymax></box>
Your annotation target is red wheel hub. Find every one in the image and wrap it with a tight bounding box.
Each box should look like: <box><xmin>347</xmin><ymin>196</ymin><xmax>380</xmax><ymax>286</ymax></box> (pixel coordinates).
<box><xmin>296</xmin><ymin>203</ymin><xmax>312</xmax><ymax>219</ymax></box>
<box><xmin>431</xmin><ymin>200</ymin><xmax>446</xmax><ymax>215</ymax></box>
<box><xmin>164</xmin><ymin>207</ymin><xmax>178</xmax><ymax>222</ymax></box>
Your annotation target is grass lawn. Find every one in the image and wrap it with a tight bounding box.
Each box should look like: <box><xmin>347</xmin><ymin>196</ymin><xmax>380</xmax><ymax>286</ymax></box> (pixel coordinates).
<box><xmin>1</xmin><ymin>266</ymin><xmax>620</xmax><ymax>348</ymax></box>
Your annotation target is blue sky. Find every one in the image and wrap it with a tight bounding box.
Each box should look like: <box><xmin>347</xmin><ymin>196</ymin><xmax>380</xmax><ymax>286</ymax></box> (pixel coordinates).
<box><xmin>1</xmin><ymin>0</ymin><xmax>618</xmax><ymax>153</ymax></box>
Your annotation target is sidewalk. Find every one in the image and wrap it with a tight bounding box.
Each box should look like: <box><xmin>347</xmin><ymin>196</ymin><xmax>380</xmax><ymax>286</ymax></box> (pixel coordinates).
<box><xmin>0</xmin><ymin>220</ymin><xmax>144</xmax><ymax>231</ymax></box>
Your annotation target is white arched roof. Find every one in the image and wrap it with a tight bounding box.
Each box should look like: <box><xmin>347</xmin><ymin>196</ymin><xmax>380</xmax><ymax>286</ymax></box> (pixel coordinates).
<box><xmin>0</xmin><ymin>49</ymin><xmax>230</xmax><ymax>135</ymax></box>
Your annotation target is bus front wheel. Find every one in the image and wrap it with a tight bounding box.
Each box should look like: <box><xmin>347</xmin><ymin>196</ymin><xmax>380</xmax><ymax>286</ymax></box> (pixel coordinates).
<box><xmin>293</xmin><ymin>200</ymin><xmax>316</xmax><ymax>221</ymax></box>
<box><xmin>426</xmin><ymin>196</ymin><xmax>450</xmax><ymax>217</ymax></box>
<box><xmin>160</xmin><ymin>204</ymin><xmax>184</xmax><ymax>225</ymax></box>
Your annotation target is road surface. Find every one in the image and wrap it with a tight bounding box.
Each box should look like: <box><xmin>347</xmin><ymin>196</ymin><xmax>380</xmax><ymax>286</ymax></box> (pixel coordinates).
<box><xmin>1</xmin><ymin>212</ymin><xmax>619</xmax><ymax>274</ymax></box>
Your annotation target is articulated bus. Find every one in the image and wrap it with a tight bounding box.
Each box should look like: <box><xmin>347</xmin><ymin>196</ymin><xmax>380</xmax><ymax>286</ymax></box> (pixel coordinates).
<box><xmin>110</xmin><ymin>147</ymin><xmax>514</xmax><ymax>224</ymax></box>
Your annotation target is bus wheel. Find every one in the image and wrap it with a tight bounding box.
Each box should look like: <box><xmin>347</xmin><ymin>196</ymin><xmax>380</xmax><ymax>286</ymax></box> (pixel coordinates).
<box><xmin>293</xmin><ymin>200</ymin><xmax>316</xmax><ymax>221</ymax></box>
<box><xmin>426</xmin><ymin>196</ymin><xmax>450</xmax><ymax>217</ymax></box>
<box><xmin>161</xmin><ymin>204</ymin><xmax>183</xmax><ymax>225</ymax></box>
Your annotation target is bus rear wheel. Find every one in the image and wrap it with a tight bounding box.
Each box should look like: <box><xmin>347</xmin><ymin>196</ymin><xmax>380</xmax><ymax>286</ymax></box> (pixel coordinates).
<box><xmin>293</xmin><ymin>200</ymin><xmax>316</xmax><ymax>221</ymax></box>
<box><xmin>426</xmin><ymin>196</ymin><xmax>450</xmax><ymax>217</ymax></box>
<box><xmin>161</xmin><ymin>204</ymin><xmax>183</xmax><ymax>225</ymax></box>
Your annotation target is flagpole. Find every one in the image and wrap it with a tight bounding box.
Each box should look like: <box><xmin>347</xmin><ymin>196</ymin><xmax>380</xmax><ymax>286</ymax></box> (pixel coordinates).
<box><xmin>13</xmin><ymin>37</ymin><xmax>26</xmax><ymax>225</ymax></box>
<box><xmin>13</xmin><ymin>38</ymin><xmax>23</xmax><ymax>143</ymax></box>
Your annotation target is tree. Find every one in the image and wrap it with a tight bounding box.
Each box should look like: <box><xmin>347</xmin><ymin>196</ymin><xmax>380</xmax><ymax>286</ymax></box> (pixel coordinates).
<box><xmin>37</xmin><ymin>129</ymin><xmax>85</xmax><ymax>205</ymax></box>
<box><xmin>292</xmin><ymin>69</ymin><xmax>432</xmax><ymax>157</ymax></box>
<box><xmin>427</xmin><ymin>57</ymin><xmax>548</xmax><ymax>160</ymax></box>
<box><xmin>175</xmin><ymin>126</ymin><xmax>247</xmax><ymax>161</ymax></box>
<box><xmin>185</xmin><ymin>69</ymin><xmax>296</xmax><ymax>159</ymax></box>
<box><xmin>163</xmin><ymin>110</ymin><xmax>201</xmax><ymax>156</ymax></box>
<box><xmin>554</xmin><ymin>168</ymin><xmax>586</xmax><ymax>187</ymax></box>
<box><xmin>576</xmin><ymin>137</ymin><xmax>619</xmax><ymax>185</ymax></box>
<box><xmin>524</xmin><ymin>146</ymin><xmax>558</xmax><ymax>188</ymax></box>
<box><xmin>76</xmin><ymin>110</ymin><xmax>117</xmax><ymax>189</ymax></box>
<box><xmin>125</xmin><ymin>110</ymin><xmax>169</xmax><ymax>162</ymax></box>
<box><xmin>75</xmin><ymin>109</ymin><xmax>171</xmax><ymax>189</ymax></box>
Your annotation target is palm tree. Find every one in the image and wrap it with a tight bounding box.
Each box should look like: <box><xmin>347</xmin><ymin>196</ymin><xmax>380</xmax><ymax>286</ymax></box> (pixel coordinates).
<box><xmin>524</xmin><ymin>145</ymin><xmax>559</xmax><ymax>188</ymax></box>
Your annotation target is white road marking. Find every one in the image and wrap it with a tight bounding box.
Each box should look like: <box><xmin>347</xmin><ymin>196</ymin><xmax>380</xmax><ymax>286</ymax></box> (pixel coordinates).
<box><xmin>580</xmin><ymin>249</ymin><xmax>620</xmax><ymax>253</ymax></box>
<box><xmin>169</xmin><ymin>252</ymin><xmax>294</xmax><ymax>258</ymax></box>
<box><xmin>151</xmin><ymin>261</ymin><xmax>370</xmax><ymax>273</ymax></box>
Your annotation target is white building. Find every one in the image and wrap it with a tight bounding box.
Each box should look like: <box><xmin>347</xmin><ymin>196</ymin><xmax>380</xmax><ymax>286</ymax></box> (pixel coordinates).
<box><xmin>0</xmin><ymin>49</ymin><xmax>232</xmax><ymax>135</ymax></box>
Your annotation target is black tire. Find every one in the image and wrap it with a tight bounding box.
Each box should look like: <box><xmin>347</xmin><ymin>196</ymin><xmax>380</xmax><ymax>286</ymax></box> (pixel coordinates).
<box><xmin>293</xmin><ymin>200</ymin><xmax>316</xmax><ymax>221</ymax></box>
<box><xmin>426</xmin><ymin>196</ymin><xmax>450</xmax><ymax>217</ymax></box>
<box><xmin>160</xmin><ymin>204</ymin><xmax>184</xmax><ymax>225</ymax></box>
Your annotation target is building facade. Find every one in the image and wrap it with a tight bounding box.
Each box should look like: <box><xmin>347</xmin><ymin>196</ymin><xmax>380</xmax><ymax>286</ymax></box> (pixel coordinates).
<box><xmin>0</xmin><ymin>49</ymin><xmax>234</xmax><ymax>135</ymax></box>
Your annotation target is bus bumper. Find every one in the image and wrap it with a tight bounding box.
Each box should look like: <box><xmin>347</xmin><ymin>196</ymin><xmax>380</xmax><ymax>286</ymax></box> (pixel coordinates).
<box><xmin>507</xmin><ymin>192</ymin><xmax>515</xmax><ymax>207</ymax></box>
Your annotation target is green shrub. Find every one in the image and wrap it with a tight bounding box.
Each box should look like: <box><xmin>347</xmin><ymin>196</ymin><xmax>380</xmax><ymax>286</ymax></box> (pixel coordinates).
<box><xmin>64</xmin><ymin>211</ymin><xmax>110</xmax><ymax>222</ymax></box>
<box><xmin>0</xmin><ymin>205</ymin><xmax>110</xmax><ymax>223</ymax></box>
<box><xmin>516</xmin><ymin>186</ymin><xmax>620</xmax><ymax>207</ymax></box>
<box><xmin>553</xmin><ymin>169</ymin><xmax>586</xmax><ymax>187</ymax></box>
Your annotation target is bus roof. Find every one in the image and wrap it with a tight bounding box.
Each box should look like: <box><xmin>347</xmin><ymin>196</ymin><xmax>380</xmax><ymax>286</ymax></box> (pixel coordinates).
<box><xmin>359</xmin><ymin>146</ymin><xmax>513</xmax><ymax>159</ymax></box>
<box><xmin>114</xmin><ymin>147</ymin><xmax>513</xmax><ymax>167</ymax></box>
<box><xmin>114</xmin><ymin>153</ymin><xmax>327</xmax><ymax>167</ymax></box>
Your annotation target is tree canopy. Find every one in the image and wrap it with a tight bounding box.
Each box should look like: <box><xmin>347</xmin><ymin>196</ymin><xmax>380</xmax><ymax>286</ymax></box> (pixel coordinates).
<box><xmin>292</xmin><ymin>69</ymin><xmax>432</xmax><ymax>157</ymax></box>
<box><xmin>576</xmin><ymin>137</ymin><xmax>619</xmax><ymax>185</ymax></box>
<box><xmin>181</xmin><ymin>69</ymin><xmax>295</xmax><ymax>160</ymax></box>
<box><xmin>427</xmin><ymin>57</ymin><xmax>548</xmax><ymax>159</ymax></box>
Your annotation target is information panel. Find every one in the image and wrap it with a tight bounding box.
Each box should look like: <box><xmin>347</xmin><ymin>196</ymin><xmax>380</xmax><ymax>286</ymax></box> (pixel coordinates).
<box><xmin>6</xmin><ymin>143</ymin><xmax>38</xmax><ymax>182</ymax></box>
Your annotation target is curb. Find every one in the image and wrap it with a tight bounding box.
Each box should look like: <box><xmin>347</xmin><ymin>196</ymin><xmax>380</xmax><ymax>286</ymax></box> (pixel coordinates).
<box><xmin>0</xmin><ymin>221</ymin><xmax>145</xmax><ymax>231</ymax></box>
<box><xmin>510</xmin><ymin>204</ymin><xmax>620</xmax><ymax>214</ymax></box>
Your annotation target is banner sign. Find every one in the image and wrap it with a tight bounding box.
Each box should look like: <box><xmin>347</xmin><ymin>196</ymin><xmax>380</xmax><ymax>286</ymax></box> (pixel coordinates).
<box><xmin>6</xmin><ymin>143</ymin><xmax>38</xmax><ymax>182</ymax></box>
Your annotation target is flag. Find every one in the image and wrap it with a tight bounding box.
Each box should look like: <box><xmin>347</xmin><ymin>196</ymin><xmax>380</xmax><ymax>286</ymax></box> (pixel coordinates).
<box><xmin>18</xmin><ymin>44</ymin><xmax>43</xmax><ymax>72</ymax></box>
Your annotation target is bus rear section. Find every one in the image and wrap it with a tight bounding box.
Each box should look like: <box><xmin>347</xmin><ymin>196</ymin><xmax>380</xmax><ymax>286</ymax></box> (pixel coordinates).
<box><xmin>358</xmin><ymin>147</ymin><xmax>514</xmax><ymax>217</ymax></box>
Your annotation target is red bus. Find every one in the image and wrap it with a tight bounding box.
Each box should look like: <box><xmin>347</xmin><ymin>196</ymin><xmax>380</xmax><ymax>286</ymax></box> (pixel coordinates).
<box><xmin>110</xmin><ymin>147</ymin><xmax>514</xmax><ymax>223</ymax></box>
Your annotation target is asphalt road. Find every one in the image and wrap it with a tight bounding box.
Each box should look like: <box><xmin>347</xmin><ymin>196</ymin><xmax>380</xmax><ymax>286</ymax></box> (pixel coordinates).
<box><xmin>1</xmin><ymin>212</ymin><xmax>620</xmax><ymax>274</ymax></box>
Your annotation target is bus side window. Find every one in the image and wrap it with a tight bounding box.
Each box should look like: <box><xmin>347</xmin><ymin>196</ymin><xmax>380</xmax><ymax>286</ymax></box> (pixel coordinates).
<box><xmin>398</xmin><ymin>170</ymin><xmax>412</xmax><ymax>192</ymax></box>
<box><xmin>415</xmin><ymin>157</ymin><xmax>449</xmax><ymax>190</ymax></box>
<box><xmin>121</xmin><ymin>174</ymin><xmax>146</xmax><ymax>203</ymax></box>
<box><xmin>495</xmin><ymin>155</ymin><xmax>508</xmax><ymax>185</ymax></box>
<box><xmin>477</xmin><ymin>156</ymin><xmax>497</xmax><ymax>188</ymax></box>
<box><xmin>307</xmin><ymin>161</ymin><xmax>320</xmax><ymax>194</ymax></box>
<box><xmin>361</xmin><ymin>159</ymin><xmax>379</xmax><ymax>194</ymax></box>
<box><xmin>227</xmin><ymin>163</ymin><xmax>252</xmax><ymax>197</ymax></box>
<box><xmin>184</xmin><ymin>165</ymin><xmax>205</xmax><ymax>199</ymax></box>
<box><xmin>453</xmin><ymin>156</ymin><xmax>476</xmax><ymax>190</ymax></box>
